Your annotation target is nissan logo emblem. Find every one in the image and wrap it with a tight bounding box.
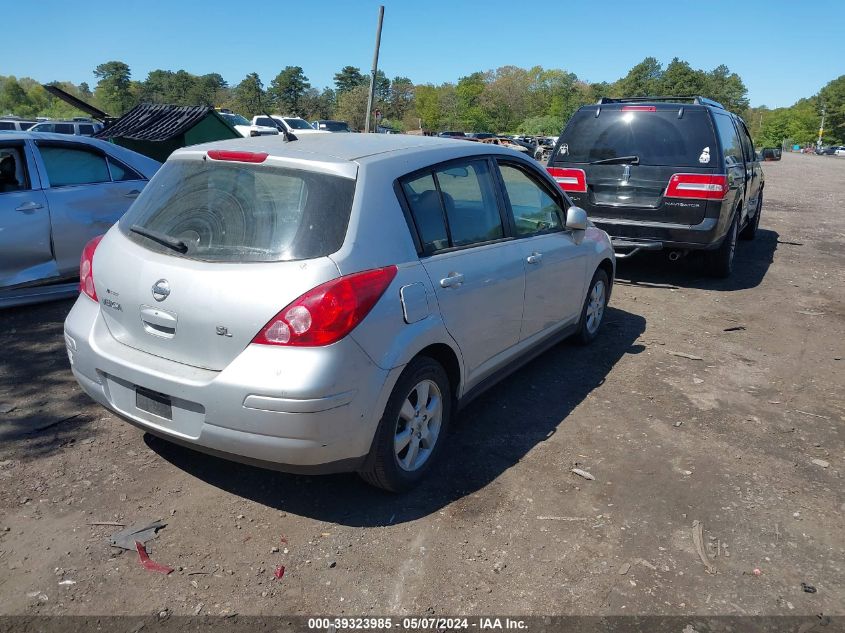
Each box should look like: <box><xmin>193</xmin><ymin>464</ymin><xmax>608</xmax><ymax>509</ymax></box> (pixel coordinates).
<box><xmin>152</xmin><ymin>279</ymin><xmax>170</xmax><ymax>302</ymax></box>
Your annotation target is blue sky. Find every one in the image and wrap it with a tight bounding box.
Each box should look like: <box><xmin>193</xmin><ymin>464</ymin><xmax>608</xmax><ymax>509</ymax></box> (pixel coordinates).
<box><xmin>7</xmin><ymin>0</ymin><xmax>844</xmax><ymax>108</ymax></box>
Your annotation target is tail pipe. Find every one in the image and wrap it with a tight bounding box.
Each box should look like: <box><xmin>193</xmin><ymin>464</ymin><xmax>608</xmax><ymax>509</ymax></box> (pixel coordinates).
<box><xmin>668</xmin><ymin>250</ymin><xmax>688</xmax><ymax>262</ymax></box>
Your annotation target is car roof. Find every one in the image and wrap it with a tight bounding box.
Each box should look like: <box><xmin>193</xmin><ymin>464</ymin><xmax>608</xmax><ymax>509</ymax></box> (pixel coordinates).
<box><xmin>0</xmin><ymin>131</ymin><xmax>106</xmax><ymax>143</ymax></box>
<box><xmin>177</xmin><ymin>133</ymin><xmax>509</xmax><ymax>164</ymax></box>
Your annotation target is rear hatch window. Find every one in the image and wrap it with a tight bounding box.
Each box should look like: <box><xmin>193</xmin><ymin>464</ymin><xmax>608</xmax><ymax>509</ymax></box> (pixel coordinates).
<box><xmin>557</xmin><ymin>108</ymin><xmax>715</xmax><ymax>167</ymax></box>
<box><xmin>119</xmin><ymin>158</ymin><xmax>355</xmax><ymax>262</ymax></box>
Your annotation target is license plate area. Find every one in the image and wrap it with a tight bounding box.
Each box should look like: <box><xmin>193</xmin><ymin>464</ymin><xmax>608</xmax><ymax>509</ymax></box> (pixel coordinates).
<box><xmin>136</xmin><ymin>386</ymin><xmax>173</xmax><ymax>420</ymax></box>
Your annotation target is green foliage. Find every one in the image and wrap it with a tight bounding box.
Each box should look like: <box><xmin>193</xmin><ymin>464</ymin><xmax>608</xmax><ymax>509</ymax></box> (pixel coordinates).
<box><xmin>819</xmin><ymin>75</ymin><xmax>845</xmax><ymax>143</ymax></box>
<box><xmin>518</xmin><ymin>115</ymin><xmax>564</xmax><ymax>136</ymax></box>
<box><xmin>93</xmin><ymin>61</ymin><xmax>133</xmax><ymax>115</ymax></box>
<box><xmin>335</xmin><ymin>84</ymin><xmax>370</xmax><ymax>131</ymax></box>
<box><xmin>269</xmin><ymin>66</ymin><xmax>311</xmax><ymax>116</ymax></box>
<box><xmin>232</xmin><ymin>72</ymin><xmax>265</xmax><ymax>117</ymax></box>
<box><xmin>334</xmin><ymin>66</ymin><xmax>366</xmax><ymax>95</ymax></box>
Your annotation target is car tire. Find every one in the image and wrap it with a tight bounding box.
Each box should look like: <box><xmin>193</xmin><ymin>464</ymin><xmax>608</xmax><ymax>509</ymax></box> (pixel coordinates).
<box><xmin>574</xmin><ymin>268</ymin><xmax>610</xmax><ymax>345</ymax></box>
<box><xmin>359</xmin><ymin>356</ymin><xmax>452</xmax><ymax>492</ymax></box>
<box><xmin>739</xmin><ymin>193</ymin><xmax>762</xmax><ymax>241</ymax></box>
<box><xmin>705</xmin><ymin>212</ymin><xmax>738</xmax><ymax>278</ymax></box>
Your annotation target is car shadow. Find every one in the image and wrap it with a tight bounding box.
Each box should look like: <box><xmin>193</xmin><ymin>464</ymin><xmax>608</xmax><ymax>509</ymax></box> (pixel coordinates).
<box><xmin>146</xmin><ymin>305</ymin><xmax>646</xmax><ymax>527</ymax></box>
<box><xmin>615</xmin><ymin>228</ymin><xmax>779</xmax><ymax>292</ymax></box>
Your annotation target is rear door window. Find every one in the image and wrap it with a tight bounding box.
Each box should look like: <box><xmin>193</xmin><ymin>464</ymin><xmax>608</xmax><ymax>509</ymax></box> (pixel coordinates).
<box><xmin>120</xmin><ymin>159</ymin><xmax>355</xmax><ymax>262</ymax></box>
<box><xmin>38</xmin><ymin>144</ymin><xmax>111</xmax><ymax>187</ymax></box>
<box><xmin>401</xmin><ymin>173</ymin><xmax>449</xmax><ymax>253</ymax></box>
<box><xmin>435</xmin><ymin>160</ymin><xmax>503</xmax><ymax>247</ymax></box>
<box><xmin>0</xmin><ymin>145</ymin><xmax>31</xmax><ymax>192</ymax></box>
<box><xmin>713</xmin><ymin>113</ymin><xmax>744</xmax><ymax>166</ymax></box>
<box><xmin>557</xmin><ymin>108</ymin><xmax>716</xmax><ymax>167</ymax></box>
<box><xmin>107</xmin><ymin>156</ymin><xmax>143</xmax><ymax>181</ymax></box>
<box><xmin>54</xmin><ymin>123</ymin><xmax>75</xmax><ymax>134</ymax></box>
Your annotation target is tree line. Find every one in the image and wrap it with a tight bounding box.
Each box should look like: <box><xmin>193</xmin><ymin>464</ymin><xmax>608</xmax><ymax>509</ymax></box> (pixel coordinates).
<box><xmin>1</xmin><ymin>57</ymin><xmax>842</xmax><ymax>144</ymax></box>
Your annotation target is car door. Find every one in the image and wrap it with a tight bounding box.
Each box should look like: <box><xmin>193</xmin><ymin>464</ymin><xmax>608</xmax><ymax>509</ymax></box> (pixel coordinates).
<box><xmin>0</xmin><ymin>140</ymin><xmax>57</xmax><ymax>288</ymax></box>
<box><xmin>736</xmin><ymin>119</ymin><xmax>763</xmax><ymax>215</ymax></box>
<box><xmin>495</xmin><ymin>159</ymin><xmax>588</xmax><ymax>341</ymax></box>
<box><xmin>712</xmin><ymin>113</ymin><xmax>748</xmax><ymax>225</ymax></box>
<box><xmin>399</xmin><ymin>157</ymin><xmax>525</xmax><ymax>386</ymax></box>
<box><xmin>32</xmin><ymin>140</ymin><xmax>146</xmax><ymax>277</ymax></box>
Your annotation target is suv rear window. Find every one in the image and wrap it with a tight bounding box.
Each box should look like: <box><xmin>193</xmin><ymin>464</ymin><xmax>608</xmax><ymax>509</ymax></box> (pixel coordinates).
<box><xmin>557</xmin><ymin>108</ymin><xmax>716</xmax><ymax>167</ymax></box>
<box><xmin>120</xmin><ymin>159</ymin><xmax>355</xmax><ymax>262</ymax></box>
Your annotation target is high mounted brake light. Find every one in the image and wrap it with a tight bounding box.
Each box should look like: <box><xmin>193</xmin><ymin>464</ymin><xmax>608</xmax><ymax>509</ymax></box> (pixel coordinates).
<box><xmin>207</xmin><ymin>150</ymin><xmax>268</xmax><ymax>163</ymax></box>
<box><xmin>79</xmin><ymin>235</ymin><xmax>104</xmax><ymax>302</ymax></box>
<box><xmin>252</xmin><ymin>266</ymin><xmax>398</xmax><ymax>347</ymax></box>
<box><xmin>665</xmin><ymin>173</ymin><xmax>728</xmax><ymax>200</ymax></box>
<box><xmin>547</xmin><ymin>167</ymin><xmax>587</xmax><ymax>193</ymax></box>
<box><xmin>621</xmin><ymin>105</ymin><xmax>656</xmax><ymax>112</ymax></box>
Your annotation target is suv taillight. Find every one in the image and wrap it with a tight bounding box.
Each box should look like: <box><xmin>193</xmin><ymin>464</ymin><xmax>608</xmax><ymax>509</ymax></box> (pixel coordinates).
<box><xmin>252</xmin><ymin>266</ymin><xmax>398</xmax><ymax>347</ymax></box>
<box><xmin>79</xmin><ymin>235</ymin><xmax>104</xmax><ymax>302</ymax></box>
<box><xmin>547</xmin><ymin>167</ymin><xmax>587</xmax><ymax>193</ymax></box>
<box><xmin>665</xmin><ymin>174</ymin><xmax>728</xmax><ymax>200</ymax></box>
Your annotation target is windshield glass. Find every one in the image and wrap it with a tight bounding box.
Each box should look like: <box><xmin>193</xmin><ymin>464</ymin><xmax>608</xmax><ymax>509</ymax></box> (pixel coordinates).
<box><xmin>559</xmin><ymin>108</ymin><xmax>716</xmax><ymax>167</ymax></box>
<box><xmin>221</xmin><ymin>113</ymin><xmax>250</xmax><ymax>126</ymax></box>
<box><xmin>283</xmin><ymin>118</ymin><xmax>314</xmax><ymax>130</ymax></box>
<box><xmin>322</xmin><ymin>121</ymin><xmax>349</xmax><ymax>132</ymax></box>
<box><xmin>119</xmin><ymin>159</ymin><xmax>355</xmax><ymax>263</ymax></box>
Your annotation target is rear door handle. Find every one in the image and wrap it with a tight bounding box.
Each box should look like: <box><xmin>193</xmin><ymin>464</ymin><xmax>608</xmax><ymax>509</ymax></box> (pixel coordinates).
<box><xmin>15</xmin><ymin>201</ymin><xmax>43</xmax><ymax>213</ymax></box>
<box><xmin>526</xmin><ymin>252</ymin><xmax>543</xmax><ymax>264</ymax></box>
<box><xmin>439</xmin><ymin>272</ymin><xmax>464</xmax><ymax>288</ymax></box>
<box><xmin>124</xmin><ymin>190</ymin><xmax>141</xmax><ymax>198</ymax></box>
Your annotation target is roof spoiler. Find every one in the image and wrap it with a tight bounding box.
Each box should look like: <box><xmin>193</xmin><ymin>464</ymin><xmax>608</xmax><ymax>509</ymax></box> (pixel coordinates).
<box><xmin>596</xmin><ymin>96</ymin><xmax>725</xmax><ymax>110</ymax></box>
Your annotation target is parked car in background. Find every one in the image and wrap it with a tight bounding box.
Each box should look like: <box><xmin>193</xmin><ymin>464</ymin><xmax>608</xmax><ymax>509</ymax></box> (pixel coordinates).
<box><xmin>533</xmin><ymin>136</ymin><xmax>557</xmax><ymax>162</ymax></box>
<box><xmin>1</xmin><ymin>132</ymin><xmax>160</xmax><ymax>307</ymax></box>
<box><xmin>64</xmin><ymin>133</ymin><xmax>614</xmax><ymax>491</ymax></box>
<box><xmin>252</xmin><ymin>115</ymin><xmax>328</xmax><ymax>136</ymax></box>
<box><xmin>547</xmin><ymin>96</ymin><xmax>764</xmax><ymax>277</ymax></box>
<box><xmin>0</xmin><ymin>116</ymin><xmax>37</xmax><ymax>132</ymax></box>
<box><xmin>311</xmin><ymin>120</ymin><xmax>351</xmax><ymax>132</ymax></box>
<box><xmin>760</xmin><ymin>147</ymin><xmax>782</xmax><ymax>161</ymax></box>
<box><xmin>218</xmin><ymin>111</ymin><xmax>278</xmax><ymax>138</ymax></box>
<box><xmin>817</xmin><ymin>145</ymin><xmax>843</xmax><ymax>155</ymax></box>
<box><xmin>479</xmin><ymin>136</ymin><xmax>532</xmax><ymax>154</ymax></box>
<box><xmin>437</xmin><ymin>131</ymin><xmax>467</xmax><ymax>138</ymax></box>
<box><xmin>466</xmin><ymin>132</ymin><xmax>495</xmax><ymax>139</ymax></box>
<box><xmin>29</xmin><ymin>119</ymin><xmax>104</xmax><ymax>136</ymax></box>
<box><xmin>835</xmin><ymin>147</ymin><xmax>845</xmax><ymax>157</ymax></box>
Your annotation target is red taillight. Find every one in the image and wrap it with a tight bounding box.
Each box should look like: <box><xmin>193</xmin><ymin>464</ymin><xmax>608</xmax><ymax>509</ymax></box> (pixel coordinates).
<box><xmin>547</xmin><ymin>167</ymin><xmax>587</xmax><ymax>193</ymax></box>
<box><xmin>621</xmin><ymin>105</ymin><xmax>656</xmax><ymax>112</ymax></box>
<box><xmin>665</xmin><ymin>173</ymin><xmax>728</xmax><ymax>200</ymax></box>
<box><xmin>79</xmin><ymin>235</ymin><xmax>104</xmax><ymax>302</ymax></box>
<box><xmin>252</xmin><ymin>266</ymin><xmax>398</xmax><ymax>347</ymax></box>
<box><xmin>207</xmin><ymin>150</ymin><xmax>268</xmax><ymax>163</ymax></box>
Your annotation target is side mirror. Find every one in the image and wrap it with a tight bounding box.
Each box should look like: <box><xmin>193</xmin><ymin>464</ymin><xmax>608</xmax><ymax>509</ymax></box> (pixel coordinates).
<box><xmin>566</xmin><ymin>206</ymin><xmax>588</xmax><ymax>231</ymax></box>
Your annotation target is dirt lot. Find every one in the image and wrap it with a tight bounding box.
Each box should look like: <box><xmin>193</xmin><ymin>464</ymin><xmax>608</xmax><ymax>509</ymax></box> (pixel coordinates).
<box><xmin>0</xmin><ymin>152</ymin><xmax>843</xmax><ymax>618</ymax></box>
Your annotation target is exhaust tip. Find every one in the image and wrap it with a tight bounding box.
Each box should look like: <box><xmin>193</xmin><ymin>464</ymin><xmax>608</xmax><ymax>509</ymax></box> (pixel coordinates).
<box><xmin>668</xmin><ymin>251</ymin><xmax>682</xmax><ymax>262</ymax></box>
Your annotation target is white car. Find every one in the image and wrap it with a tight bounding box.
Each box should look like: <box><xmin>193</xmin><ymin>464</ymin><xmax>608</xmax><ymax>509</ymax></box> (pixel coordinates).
<box><xmin>252</xmin><ymin>115</ymin><xmax>329</xmax><ymax>136</ymax></box>
<box><xmin>835</xmin><ymin>147</ymin><xmax>845</xmax><ymax>157</ymax></box>
<box><xmin>218</xmin><ymin>112</ymin><xmax>278</xmax><ymax>138</ymax></box>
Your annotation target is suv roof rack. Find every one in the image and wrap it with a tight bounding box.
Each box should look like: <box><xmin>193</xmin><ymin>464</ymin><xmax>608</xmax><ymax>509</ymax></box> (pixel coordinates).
<box><xmin>597</xmin><ymin>96</ymin><xmax>726</xmax><ymax>110</ymax></box>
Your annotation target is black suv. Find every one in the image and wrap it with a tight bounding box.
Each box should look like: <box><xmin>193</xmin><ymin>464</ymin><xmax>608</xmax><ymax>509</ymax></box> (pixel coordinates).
<box><xmin>547</xmin><ymin>96</ymin><xmax>764</xmax><ymax>277</ymax></box>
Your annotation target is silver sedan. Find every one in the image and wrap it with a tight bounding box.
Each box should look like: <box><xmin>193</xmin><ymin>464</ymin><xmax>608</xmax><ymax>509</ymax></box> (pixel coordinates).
<box><xmin>0</xmin><ymin>132</ymin><xmax>160</xmax><ymax>307</ymax></box>
<box><xmin>64</xmin><ymin>134</ymin><xmax>614</xmax><ymax>491</ymax></box>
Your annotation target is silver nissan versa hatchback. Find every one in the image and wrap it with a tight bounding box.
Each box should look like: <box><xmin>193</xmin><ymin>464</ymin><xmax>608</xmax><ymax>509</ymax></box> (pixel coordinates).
<box><xmin>64</xmin><ymin>134</ymin><xmax>615</xmax><ymax>491</ymax></box>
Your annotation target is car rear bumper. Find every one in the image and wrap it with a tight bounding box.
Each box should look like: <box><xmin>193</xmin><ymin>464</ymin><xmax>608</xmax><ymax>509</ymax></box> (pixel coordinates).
<box><xmin>64</xmin><ymin>296</ymin><xmax>402</xmax><ymax>473</ymax></box>
<box><xmin>593</xmin><ymin>216</ymin><xmax>726</xmax><ymax>253</ymax></box>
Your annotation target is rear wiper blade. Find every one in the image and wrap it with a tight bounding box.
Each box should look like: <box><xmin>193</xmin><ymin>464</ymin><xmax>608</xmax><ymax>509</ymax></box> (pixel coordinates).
<box><xmin>590</xmin><ymin>155</ymin><xmax>640</xmax><ymax>165</ymax></box>
<box><xmin>130</xmin><ymin>225</ymin><xmax>189</xmax><ymax>254</ymax></box>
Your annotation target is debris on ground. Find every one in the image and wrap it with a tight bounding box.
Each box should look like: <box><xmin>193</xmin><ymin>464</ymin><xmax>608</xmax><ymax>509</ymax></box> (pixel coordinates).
<box><xmin>753</xmin><ymin>568</ymin><xmax>762</xmax><ymax>576</ymax></box>
<box><xmin>674</xmin><ymin>421</ymin><xmax>684</xmax><ymax>427</ymax></box>
<box><xmin>619</xmin><ymin>562</ymin><xmax>631</xmax><ymax>575</ymax></box>
<box><xmin>810</xmin><ymin>459</ymin><xmax>830</xmax><ymax>468</ymax></box>
<box><xmin>723</xmin><ymin>326</ymin><xmax>746</xmax><ymax>332</ymax></box>
<box><xmin>801</xmin><ymin>582</ymin><xmax>817</xmax><ymax>594</ymax></box>
<box><xmin>273</xmin><ymin>566</ymin><xmax>285</xmax><ymax>579</ymax></box>
<box><xmin>134</xmin><ymin>541</ymin><xmax>173</xmax><ymax>575</ymax></box>
<box><xmin>692</xmin><ymin>520</ymin><xmax>716</xmax><ymax>575</ymax></box>
<box><xmin>571</xmin><ymin>468</ymin><xmax>595</xmax><ymax>481</ymax></box>
<box><xmin>667</xmin><ymin>350</ymin><xmax>704</xmax><ymax>361</ymax></box>
<box><xmin>58</xmin><ymin>580</ymin><xmax>77</xmax><ymax>586</ymax></box>
<box><xmin>109</xmin><ymin>520</ymin><xmax>166</xmax><ymax>550</ymax></box>
<box><xmin>536</xmin><ymin>516</ymin><xmax>587</xmax><ymax>521</ymax></box>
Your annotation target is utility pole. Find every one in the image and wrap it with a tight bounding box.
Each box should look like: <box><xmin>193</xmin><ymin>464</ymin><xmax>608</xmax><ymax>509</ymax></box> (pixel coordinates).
<box><xmin>364</xmin><ymin>6</ymin><xmax>385</xmax><ymax>134</ymax></box>
<box><xmin>817</xmin><ymin>104</ymin><xmax>825</xmax><ymax>148</ymax></box>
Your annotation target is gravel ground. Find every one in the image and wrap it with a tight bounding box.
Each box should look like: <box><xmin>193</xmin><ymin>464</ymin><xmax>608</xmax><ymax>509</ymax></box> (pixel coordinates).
<box><xmin>0</xmin><ymin>152</ymin><xmax>843</xmax><ymax>618</ymax></box>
